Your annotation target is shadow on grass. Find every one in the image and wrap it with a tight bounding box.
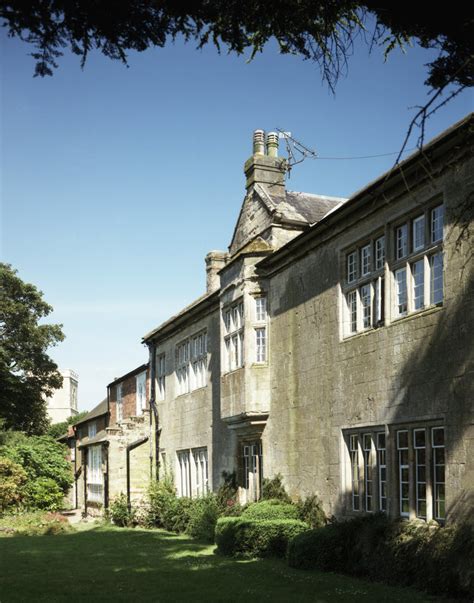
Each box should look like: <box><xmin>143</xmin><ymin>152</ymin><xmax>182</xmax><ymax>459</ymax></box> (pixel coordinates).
<box><xmin>0</xmin><ymin>526</ymin><xmax>442</xmax><ymax>603</ymax></box>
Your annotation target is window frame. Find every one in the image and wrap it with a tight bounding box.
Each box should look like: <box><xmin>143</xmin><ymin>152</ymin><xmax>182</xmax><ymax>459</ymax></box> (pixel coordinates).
<box><xmin>223</xmin><ymin>299</ymin><xmax>245</xmax><ymax>372</ymax></box>
<box><xmin>175</xmin><ymin>331</ymin><xmax>207</xmax><ymax>396</ymax></box>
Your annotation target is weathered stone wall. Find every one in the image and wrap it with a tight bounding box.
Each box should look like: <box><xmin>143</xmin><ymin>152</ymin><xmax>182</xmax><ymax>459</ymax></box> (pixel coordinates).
<box><xmin>107</xmin><ymin>413</ymin><xmax>153</xmax><ymax>505</ymax></box>
<box><xmin>263</xmin><ymin>151</ymin><xmax>474</xmax><ymax>522</ymax></box>
<box><xmin>155</xmin><ymin>304</ymin><xmax>235</xmax><ymax>491</ymax></box>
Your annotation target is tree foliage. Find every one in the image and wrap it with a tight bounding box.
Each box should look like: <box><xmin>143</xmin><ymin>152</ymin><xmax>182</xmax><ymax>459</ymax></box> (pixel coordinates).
<box><xmin>1</xmin><ymin>2</ymin><xmax>472</xmax><ymax>95</ymax></box>
<box><xmin>0</xmin><ymin>263</ymin><xmax>65</xmax><ymax>434</ymax></box>
<box><xmin>47</xmin><ymin>410</ymin><xmax>89</xmax><ymax>439</ymax></box>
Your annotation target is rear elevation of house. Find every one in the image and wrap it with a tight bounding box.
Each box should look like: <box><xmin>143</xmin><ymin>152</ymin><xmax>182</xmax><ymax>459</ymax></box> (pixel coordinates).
<box><xmin>133</xmin><ymin>115</ymin><xmax>473</xmax><ymax>524</ymax></box>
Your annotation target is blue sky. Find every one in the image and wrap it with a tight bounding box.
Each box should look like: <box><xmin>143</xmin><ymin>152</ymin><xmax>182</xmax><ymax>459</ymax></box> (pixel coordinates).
<box><xmin>1</xmin><ymin>28</ymin><xmax>472</xmax><ymax>411</ymax></box>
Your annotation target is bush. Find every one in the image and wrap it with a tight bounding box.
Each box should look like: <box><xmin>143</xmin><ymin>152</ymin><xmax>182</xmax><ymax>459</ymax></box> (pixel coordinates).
<box><xmin>0</xmin><ymin>457</ymin><xmax>27</xmax><ymax>512</ymax></box>
<box><xmin>261</xmin><ymin>474</ymin><xmax>291</xmax><ymax>503</ymax></box>
<box><xmin>0</xmin><ymin>511</ymin><xmax>71</xmax><ymax>536</ymax></box>
<box><xmin>145</xmin><ymin>475</ymin><xmax>177</xmax><ymax>528</ymax></box>
<box><xmin>296</xmin><ymin>495</ymin><xmax>326</xmax><ymax>529</ymax></box>
<box><xmin>215</xmin><ymin>516</ymin><xmax>309</xmax><ymax>558</ymax></box>
<box><xmin>24</xmin><ymin>477</ymin><xmax>64</xmax><ymax>511</ymax></box>
<box><xmin>0</xmin><ymin>434</ymin><xmax>72</xmax><ymax>503</ymax></box>
<box><xmin>186</xmin><ymin>495</ymin><xmax>220</xmax><ymax>542</ymax></box>
<box><xmin>243</xmin><ymin>499</ymin><xmax>299</xmax><ymax>521</ymax></box>
<box><xmin>287</xmin><ymin>514</ymin><xmax>474</xmax><ymax>598</ymax></box>
<box><xmin>108</xmin><ymin>493</ymin><xmax>136</xmax><ymax>527</ymax></box>
<box><xmin>166</xmin><ymin>496</ymin><xmax>194</xmax><ymax>532</ymax></box>
<box><xmin>215</xmin><ymin>471</ymin><xmax>242</xmax><ymax>516</ymax></box>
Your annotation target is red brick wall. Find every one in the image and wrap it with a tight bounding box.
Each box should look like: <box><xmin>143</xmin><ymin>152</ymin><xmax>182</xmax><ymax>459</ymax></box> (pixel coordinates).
<box><xmin>109</xmin><ymin>368</ymin><xmax>150</xmax><ymax>426</ymax></box>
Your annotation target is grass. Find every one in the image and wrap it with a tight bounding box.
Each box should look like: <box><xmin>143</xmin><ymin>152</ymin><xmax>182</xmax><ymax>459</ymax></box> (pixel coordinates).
<box><xmin>0</xmin><ymin>524</ymin><xmax>446</xmax><ymax>602</ymax></box>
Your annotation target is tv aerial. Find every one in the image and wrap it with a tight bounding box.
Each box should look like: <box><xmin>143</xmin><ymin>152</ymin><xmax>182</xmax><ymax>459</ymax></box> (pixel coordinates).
<box><xmin>276</xmin><ymin>128</ymin><xmax>318</xmax><ymax>177</ymax></box>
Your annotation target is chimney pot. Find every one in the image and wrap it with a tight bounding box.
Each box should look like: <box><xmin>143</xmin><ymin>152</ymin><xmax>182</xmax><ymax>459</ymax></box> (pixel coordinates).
<box><xmin>266</xmin><ymin>132</ymin><xmax>279</xmax><ymax>157</ymax></box>
<box><xmin>253</xmin><ymin>130</ymin><xmax>266</xmax><ymax>155</ymax></box>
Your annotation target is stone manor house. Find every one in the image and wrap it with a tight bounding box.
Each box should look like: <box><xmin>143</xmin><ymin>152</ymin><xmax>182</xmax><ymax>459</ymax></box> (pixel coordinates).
<box><xmin>71</xmin><ymin>114</ymin><xmax>473</xmax><ymax>523</ymax></box>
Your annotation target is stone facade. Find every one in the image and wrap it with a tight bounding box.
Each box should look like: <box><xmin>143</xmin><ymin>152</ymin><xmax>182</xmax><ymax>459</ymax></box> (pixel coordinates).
<box><xmin>47</xmin><ymin>368</ymin><xmax>79</xmax><ymax>424</ymax></box>
<box><xmin>142</xmin><ymin>115</ymin><xmax>473</xmax><ymax>522</ymax></box>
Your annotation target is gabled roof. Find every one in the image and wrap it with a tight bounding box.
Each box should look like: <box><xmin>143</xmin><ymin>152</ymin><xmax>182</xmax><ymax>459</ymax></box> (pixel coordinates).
<box><xmin>107</xmin><ymin>363</ymin><xmax>148</xmax><ymax>388</ymax></box>
<box><xmin>229</xmin><ymin>182</ymin><xmax>346</xmax><ymax>255</ymax></box>
<box><xmin>73</xmin><ymin>398</ymin><xmax>108</xmax><ymax>426</ymax></box>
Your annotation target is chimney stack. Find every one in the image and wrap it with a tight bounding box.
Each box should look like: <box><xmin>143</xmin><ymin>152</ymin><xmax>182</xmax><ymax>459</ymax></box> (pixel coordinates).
<box><xmin>244</xmin><ymin>130</ymin><xmax>286</xmax><ymax>196</ymax></box>
<box><xmin>205</xmin><ymin>251</ymin><xmax>228</xmax><ymax>293</ymax></box>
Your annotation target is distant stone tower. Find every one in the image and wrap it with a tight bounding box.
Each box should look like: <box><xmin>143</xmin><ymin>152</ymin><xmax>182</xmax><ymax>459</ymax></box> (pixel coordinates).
<box><xmin>47</xmin><ymin>369</ymin><xmax>79</xmax><ymax>424</ymax></box>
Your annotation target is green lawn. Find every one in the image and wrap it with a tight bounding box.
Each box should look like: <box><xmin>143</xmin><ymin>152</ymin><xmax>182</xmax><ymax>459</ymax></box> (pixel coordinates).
<box><xmin>0</xmin><ymin>525</ymin><xmax>443</xmax><ymax>602</ymax></box>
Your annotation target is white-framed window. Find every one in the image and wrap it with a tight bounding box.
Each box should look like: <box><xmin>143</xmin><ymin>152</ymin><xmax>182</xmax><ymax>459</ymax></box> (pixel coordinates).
<box><xmin>136</xmin><ymin>371</ymin><xmax>146</xmax><ymax>416</ymax></box>
<box><xmin>347</xmin><ymin>251</ymin><xmax>357</xmax><ymax>283</ymax></box>
<box><xmin>414</xmin><ymin>429</ymin><xmax>427</xmax><ymax>519</ymax></box>
<box><xmin>431</xmin><ymin>204</ymin><xmax>444</xmax><ymax>243</ymax></box>
<box><xmin>432</xmin><ymin>427</ymin><xmax>446</xmax><ymax>521</ymax></box>
<box><xmin>87</xmin><ymin>444</ymin><xmax>103</xmax><ymax>503</ymax></box>
<box><xmin>361</xmin><ymin>244</ymin><xmax>371</xmax><ymax>276</ymax></box>
<box><xmin>223</xmin><ymin>300</ymin><xmax>244</xmax><ymax>372</ymax></box>
<box><xmin>255</xmin><ymin>328</ymin><xmax>266</xmax><ymax>363</ymax></box>
<box><xmin>255</xmin><ymin>297</ymin><xmax>267</xmax><ymax>322</ymax></box>
<box><xmin>176</xmin><ymin>332</ymin><xmax>207</xmax><ymax>395</ymax></box>
<box><xmin>343</xmin><ymin>234</ymin><xmax>385</xmax><ymax>336</ymax></box>
<box><xmin>395</xmin><ymin>267</ymin><xmax>408</xmax><ymax>316</ymax></box>
<box><xmin>347</xmin><ymin>430</ymin><xmax>386</xmax><ymax>514</ymax></box>
<box><xmin>177</xmin><ymin>447</ymin><xmax>209</xmax><ymax>498</ymax></box>
<box><xmin>157</xmin><ymin>353</ymin><xmax>166</xmax><ymax>401</ymax></box>
<box><xmin>253</xmin><ymin>295</ymin><xmax>268</xmax><ymax>364</ymax></box>
<box><xmin>88</xmin><ymin>422</ymin><xmax>97</xmax><ymax>438</ymax></box>
<box><xmin>412</xmin><ymin>259</ymin><xmax>424</xmax><ymax>310</ymax></box>
<box><xmin>430</xmin><ymin>252</ymin><xmax>443</xmax><ymax>304</ymax></box>
<box><xmin>363</xmin><ymin>434</ymin><xmax>373</xmax><ymax>512</ymax></box>
<box><xmin>193</xmin><ymin>448</ymin><xmax>209</xmax><ymax>497</ymax></box>
<box><xmin>392</xmin><ymin>203</ymin><xmax>444</xmax><ymax>319</ymax></box>
<box><xmin>189</xmin><ymin>332</ymin><xmax>207</xmax><ymax>390</ymax></box>
<box><xmin>412</xmin><ymin>215</ymin><xmax>425</xmax><ymax>251</ymax></box>
<box><xmin>116</xmin><ymin>383</ymin><xmax>123</xmax><ymax>422</ymax></box>
<box><xmin>396</xmin><ymin>223</ymin><xmax>408</xmax><ymax>259</ymax></box>
<box><xmin>397</xmin><ymin>430</ymin><xmax>409</xmax><ymax>517</ymax></box>
<box><xmin>177</xmin><ymin>450</ymin><xmax>191</xmax><ymax>497</ymax></box>
<box><xmin>377</xmin><ymin>433</ymin><xmax>387</xmax><ymax>512</ymax></box>
<box><xmin>375</xmin><ymin>236</ymin><xmax>385</xmax><ymax>270</ymax></box>
<box><xmin>346</xmin><ymin>424</ymin><xmax>445</xmax><ymax>520</ymax></box>
<box><xmin>349</xmin><ymin>434</ymin><xmax>360</xmax><ymax>511</ymax></box>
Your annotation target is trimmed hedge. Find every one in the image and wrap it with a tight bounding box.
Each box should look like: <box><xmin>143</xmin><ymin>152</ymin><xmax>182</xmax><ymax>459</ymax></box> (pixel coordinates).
<box><xmin>287</xmin><ymin>514</ymin><xmax>474</xmax><ymax>598</ymax></box>
<box><xmin>216</xmin><ymin>516</ymin><xmax>309</xmax><ymax>558</ymax></box>
<box><xmin>242</xmin><ymin>499</ymin><xmax>300</xmax><ymax>521</ymax></box>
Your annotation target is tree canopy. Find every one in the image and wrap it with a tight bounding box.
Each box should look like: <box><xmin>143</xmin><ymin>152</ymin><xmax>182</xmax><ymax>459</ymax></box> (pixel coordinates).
<box><xmin>1</xmin><ymin>2</ymin><xmax>472</xmax><ymax>95</ymax></box>
<box><xmin>0</xmin><ymin>263</ymin><xmax>65</xmax><ymax>435</ymax></box>
<box><xmin>47</xmin><ymin>410</ymin><xmax>89</xmax><ymax>439</ymax></box>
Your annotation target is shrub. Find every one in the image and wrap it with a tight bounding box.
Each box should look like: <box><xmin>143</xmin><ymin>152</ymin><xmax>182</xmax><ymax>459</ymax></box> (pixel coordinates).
<box><xmin>0</xmin><ymin>457</ymin><xmax>27</xmax><ymax>511</ymax></box>
<box><xmin>296</xmin><ymin>495</ymin><xmax>326</xmax><ymax>528</ymax></box>
<box><xmin>145</xmin><ymin>475</ymin><xmax>177</xmax><ymax>528</ymax></box>
<box><xmin>287</xmin><ymin>514</ymin><xmax>474</xmax><ymax>598</ymax></box>
<box><xmin>162</xmin><ymin>496</ymin><xmax>193</xmax><ymax>532</ymax></box>
<box><xmin>186</xmin><ymin>495</ymin><xmax>220</xmax><ymax>542</ymax></box>
<box><xmin>0</xmin><ymin>434</ymin><xmax>73</xmax><ymax>499</ymax></box>
<box><xmin>0</xmin><ymin>511</ymin><xmax>71</xmax><ymax>536</ymax></box>
<box><xmin>108</xmin><ymin>493</ymin><xmax>136</xmax><ymax>527</ymax></box>
<box><xmin>243</xmin><ymin>499</ymin><xmax>299</xmax><ymax>521</ymax></box>
<box><xmin>215</xmin><ymin>471</ymin><xmax>242</xmax><ymax>516</ymax></box>
<box><xmin>24</xmin><ymin>477</ymin><xmax>64</xmax><ymax>511</ymax></box>
<box><xmin>261</xmin><ymin>474</ymin><xmax>291</xmax><ymax>503</ymax></box>
<box><xmin>215</xmin><ymin>516</ymin><xmax>309</xmax><ymax>558</ymax></box>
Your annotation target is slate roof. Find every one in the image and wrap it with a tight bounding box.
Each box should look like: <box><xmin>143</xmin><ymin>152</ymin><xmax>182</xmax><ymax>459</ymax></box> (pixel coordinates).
<box><xmin>73</xmin><ymin>398</ymin><xmax>108</xmax><ymax>426</ymax></box>
<box><xmin>78</xmin><ymin>429</ymin><xmax>108</xmax><ymax>448</ymax></box>
<box><xmin>282</xmin><ymin>191</ymin><xmax>346</xmax><ymax>224</ymax></box>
